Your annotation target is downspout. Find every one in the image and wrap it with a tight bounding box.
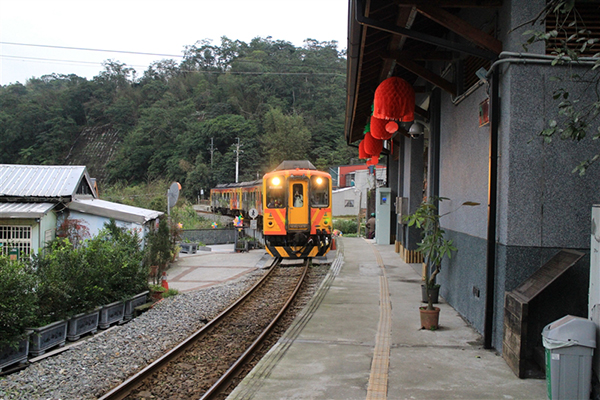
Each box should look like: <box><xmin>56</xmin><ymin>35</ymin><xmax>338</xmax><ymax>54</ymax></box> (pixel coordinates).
<box><xmin>484</xmin><ymin>67</ymin><xmax>499</xmax><ymax>349</ymax></box>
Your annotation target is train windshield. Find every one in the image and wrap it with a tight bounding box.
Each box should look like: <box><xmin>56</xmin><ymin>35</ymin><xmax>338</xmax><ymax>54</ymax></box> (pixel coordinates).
<box><xmin>310</xmin><ymin>176</ymin><xmax>329</xmax><ymax>207</ymax></box>
<box><xmin>266</xmin><ymin>176</ymin><xmax>285</xmax><ymax>208</ymax></box>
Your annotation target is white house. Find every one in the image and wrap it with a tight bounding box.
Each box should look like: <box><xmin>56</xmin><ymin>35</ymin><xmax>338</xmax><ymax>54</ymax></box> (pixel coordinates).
<box><xmin>0</xmin><ymin>164</ymin><xmax>162</xmax><ymax>256</ymax></box>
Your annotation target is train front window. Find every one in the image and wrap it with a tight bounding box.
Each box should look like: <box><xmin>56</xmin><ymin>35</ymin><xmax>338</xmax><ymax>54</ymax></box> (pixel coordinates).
<box><xmin>310</xmin><ymin>176</ymin><xmax>329</xmax><ymax>207</ymax></box>
<box><xmin>266</xmin><ymin>176</ymin><xmax>285</xmax><ymax>208</ymax></box>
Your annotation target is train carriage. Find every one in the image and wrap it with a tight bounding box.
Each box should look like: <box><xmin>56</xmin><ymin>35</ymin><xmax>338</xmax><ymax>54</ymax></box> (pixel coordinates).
<box><xmin>210</xmin><ymin>180</ymin><xmax>262</xmax><ymax>217</ymax></box>
<box><xmin>262</xmin><ymin>160</ymin><xmax>333</xmax><ymax>259</ymax></box>
<box><xmin>210</xmin><ymin>161</ymin><xmax>333</xmax><ymax>259</ymax></box>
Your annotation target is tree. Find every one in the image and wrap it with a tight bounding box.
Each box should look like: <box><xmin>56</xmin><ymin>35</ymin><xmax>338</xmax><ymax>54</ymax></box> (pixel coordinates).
<box><xmin>260</xmin><ymin>108</ymin><xmax>311</xmax><ymax>168</ymax></box>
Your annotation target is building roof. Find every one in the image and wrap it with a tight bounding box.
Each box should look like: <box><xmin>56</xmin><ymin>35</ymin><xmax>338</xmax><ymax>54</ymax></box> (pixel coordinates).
<box><xmin>274</xmin><ymin>160</ymin><xmax>316</xmax><ymax>171</ymax></box>
<box><xmin>0</xmin><ymin>202</ymin><xmax>56</xmax><ymax>218</ymax></box>
<box><xmin>333</xmin><ymin>187</ymin><xmax>358</xmax><ymax>194</ymax></box>
<box><xmin>345</xmin><ymin>0</ymin><xmax>502</xmax><ymax>144</ymax></box>
<box><xmin>69</xmin><ymin>198</ymin><xmax>163</xmax><ymax>225</ymax></box>
<box><xmin>0</xmin><ymin>164</ymin><xmax>97</xmax><ymax>200</ymax></box>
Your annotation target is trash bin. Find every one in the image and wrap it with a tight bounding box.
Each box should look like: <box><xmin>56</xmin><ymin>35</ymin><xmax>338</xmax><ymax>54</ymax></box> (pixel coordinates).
<box><xmin>542</xmin><ymin>315</ymin><xmax>596</xmax><ymax>400</ymax></box>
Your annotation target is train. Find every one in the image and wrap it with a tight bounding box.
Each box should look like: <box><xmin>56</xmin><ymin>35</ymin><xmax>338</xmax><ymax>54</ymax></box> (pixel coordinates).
<box><xmin>210</xmin><ymin>160</ymin><xmax>333</xmax><ymax>259</ymax></box>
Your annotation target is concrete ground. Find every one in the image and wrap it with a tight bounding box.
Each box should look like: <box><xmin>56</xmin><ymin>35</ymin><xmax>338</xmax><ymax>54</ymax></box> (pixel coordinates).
<box><xmin>165</xmin><ymin>244</ymin><xmax>270</xmax><ymax>292</ymax></box>
<box><xmin>227</xmin><ymin>237</ymin><xmax>547</xmax><ymax>400</ymax></box>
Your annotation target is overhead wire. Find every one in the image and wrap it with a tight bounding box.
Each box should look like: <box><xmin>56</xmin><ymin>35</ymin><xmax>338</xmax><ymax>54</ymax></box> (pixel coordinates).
<box><xmin>0</xmin><ymin>41</ymin><xmax>185</xmax><ymax>58</ymax></box>
<box><xmin>0</xmin><ymin>41</ymin><xmax>346</xmax><ymax>78</ymax></box>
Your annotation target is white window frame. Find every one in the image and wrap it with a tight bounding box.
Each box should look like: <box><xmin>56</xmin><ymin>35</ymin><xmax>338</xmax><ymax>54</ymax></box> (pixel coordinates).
<box><xmin>0</xmin><ymin>225</ymin><xmax>32</xmax><ymax>257</ymax></box>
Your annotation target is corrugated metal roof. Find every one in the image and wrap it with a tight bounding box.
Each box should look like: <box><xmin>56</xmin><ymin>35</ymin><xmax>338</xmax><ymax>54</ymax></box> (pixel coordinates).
<box><xmin>0</xmin><ymin>202</ymin><xmax>55</xmax><ymax>218</ymax></box>
<box><xmin>0</xmin><ymin>165</ymin><xmax>91</xmax><ymax>198</ymax></box>
<box><xmin>69</xmin><ymin>199</ymin><xmax>162</xmax><ymax>225</ymax></box>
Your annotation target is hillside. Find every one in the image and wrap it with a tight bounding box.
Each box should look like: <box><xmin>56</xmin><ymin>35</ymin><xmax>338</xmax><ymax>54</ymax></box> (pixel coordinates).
<box><xmin>0</xmin><ymin>37</ymin><xmax>356</xmax><ymax>200</ymax></box>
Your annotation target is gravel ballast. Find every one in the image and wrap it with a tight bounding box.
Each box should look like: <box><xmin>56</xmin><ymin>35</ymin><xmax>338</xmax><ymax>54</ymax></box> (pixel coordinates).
<box><xmin>0</xmin><ymin>270</ymin><xmax>264</xmax><ymax>400</ymax></box>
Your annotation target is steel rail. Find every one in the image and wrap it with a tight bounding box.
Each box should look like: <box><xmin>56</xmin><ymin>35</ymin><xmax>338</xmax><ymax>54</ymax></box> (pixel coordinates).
<box><xmin>200</xmin><ymin>258</ymin><xmax>310</xmax><ymax>400</ymax></box>
<box><xmin>98</xmin><ymin>257</ymin><xmax>282</xmax><ymax>400</ymax></box>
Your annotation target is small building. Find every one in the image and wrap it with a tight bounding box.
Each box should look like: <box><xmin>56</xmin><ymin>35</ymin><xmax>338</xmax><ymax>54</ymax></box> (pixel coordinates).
<box><xmin>332</xmin><ymin>187</ymin><xmax>361</xmax><ymax>216</ymax></box>
<box><xmin>68</xmin><ymin>198</ymin><xmax>162</xmax><ymax>241</ymax></box>
<box><xmin>0</xmin><ymin>164</ymin><xmax>162</xmax><ymax>256</ymax></box>
<box><xmin>332</xmin><ymin>164</ymin><xmax>387</xmax><ymax>216</ymax></box>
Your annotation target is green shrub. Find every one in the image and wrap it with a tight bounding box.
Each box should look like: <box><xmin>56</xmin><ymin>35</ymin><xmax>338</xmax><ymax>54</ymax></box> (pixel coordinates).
<box><xmin>31</xmin><ymin>220</ymin><xmax>147</xmax><ymax>325</ymax></box>
<box><xmin>32</xmin><ymin>239</ymin><xmax>82</xmax><ymax>324</ymax></box>
<box><xmin>171</xmin><ymin>203</ymin><xmax>212</xmax><ymax>230</ymax></box>
<box><xmin>162</xmin><ymin>288</ymin><xmax>179</xmax><ymax>298</ymax></box>
<box><xmin>333</xmin><ymin>218</ymin><xmax>358</xmax><ymax>234</ymax></box>
<box><xmin>0</xmin><ymin>257</ymin><xmax>38</xmax><ymax>348</ymax></box>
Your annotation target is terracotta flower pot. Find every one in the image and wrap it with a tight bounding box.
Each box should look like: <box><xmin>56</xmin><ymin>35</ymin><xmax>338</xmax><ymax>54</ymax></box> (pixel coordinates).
<box><xmin>419</xmin><ymin>306</ymin><xmax>440</xmax><ymax>330</ymax></box>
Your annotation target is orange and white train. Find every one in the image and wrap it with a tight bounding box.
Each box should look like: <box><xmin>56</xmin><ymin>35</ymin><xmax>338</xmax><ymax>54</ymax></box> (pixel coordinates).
<box><xmin>210</xmin><ymin>160</ymin><xmax>333</xmax><ymax>259</ymax></box>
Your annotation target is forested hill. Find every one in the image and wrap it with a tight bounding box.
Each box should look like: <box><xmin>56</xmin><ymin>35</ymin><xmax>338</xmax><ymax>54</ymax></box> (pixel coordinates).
<box><xmin>0</xmin><ymin>37</ymin><xmax>356</xmax><ymax>199</ymax></box>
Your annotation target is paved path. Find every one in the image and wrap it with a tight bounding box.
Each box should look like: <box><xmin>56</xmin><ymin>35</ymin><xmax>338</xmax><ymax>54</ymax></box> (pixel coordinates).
<box><xmin>165</xmin><ymin>246</ymin><xmax>270</xmax><ymax>292</ymax></box>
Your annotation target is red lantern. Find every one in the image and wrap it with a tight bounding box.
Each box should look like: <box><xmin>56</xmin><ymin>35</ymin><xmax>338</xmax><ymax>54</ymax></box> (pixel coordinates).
<box><xmin>363</xmin><ymin>131</ymin><xmax>383</xmax><ymax>156</ymax></box>
<box><xmin>373</xmin><ymin>77</ymin><xmax>415</xmax><ymax>122</ymax></box>
<box><xmin>367</xmin><ymin>155</ymin><xmax>379</xmax><ymax>165</ymax></box>
<box><xmin>370</xmin><ymin>116</ymin><xmax>395</xmax><ymax>140</ymax></box>
<box><xmin>359</xmin><ymin>140</ymin><xmax>370</xmax><ymax>159</ymax></box>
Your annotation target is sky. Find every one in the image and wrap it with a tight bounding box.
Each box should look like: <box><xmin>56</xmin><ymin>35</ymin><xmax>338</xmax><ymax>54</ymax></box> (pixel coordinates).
<box><xmin>0</xmin><ymin>0</ymin><xmax>349</xmax><ymax>86</ymax></box>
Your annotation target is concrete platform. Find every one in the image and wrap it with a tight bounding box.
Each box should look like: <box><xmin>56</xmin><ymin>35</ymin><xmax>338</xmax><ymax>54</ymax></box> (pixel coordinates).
<box><xmin>227</xmin><ymin>237</ymin><xmax>547</xmax><ymax>400</ymax></box>
<box><xmin>166</xmin><ymin>246</ymin><xmax>270</xmax><ymax>292</ymax></box>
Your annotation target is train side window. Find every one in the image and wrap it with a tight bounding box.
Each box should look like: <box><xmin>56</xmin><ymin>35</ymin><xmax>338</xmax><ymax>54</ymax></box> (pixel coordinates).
<box><xmin>310</xmin><ymin>176</ymin><xmax>329</xmax><ymax>207</ymax></box>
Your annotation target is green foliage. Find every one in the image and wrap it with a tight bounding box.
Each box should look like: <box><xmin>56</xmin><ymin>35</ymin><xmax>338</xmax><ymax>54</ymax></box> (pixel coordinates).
<box><xmin>404</xmin><ymin>197</ymin><xmax>479</xmax><ymax>310</ymax></box>
<box><xmin>162</xmin><ymin>288</ymin><xmax>179</xmax><ymax>298</ymax></box>
<box><xmin>102</xmin><ymin>180</ymin><xmax>169</xmax><ymax>211</ymax></box>
<box><xmin>0</xmin><ymin>257</ymin><xmax>38</xmax><ymax>348</ymax></box>
<box><xmin>261</xmin><ymin>108</ymin><xmax>311</xmax><ymax>168</ymax></box>
<box><xmin>145</xmin><ymin>218</ymin><xmax>174</xmax><ymax>285</ymax></box>
<box><xmin>0</xmin><ymin>36</ymin><xmax>350</xmax><ymax>193</ymax></box>
<box><xmin>332</xmin><ymin>218</ymin><xmax>358</xmax><ymax>234</ymax></box>
<box><xmin>521</xmin><ymin>1</ymin><xmax>600</xmax><ymax>175</ymax></box>
<box><xmin>30</xmin><ymin>221</ymin><xmax>147</xmax><ymax>326</ymax></box>
<box><xmin>171</xmin><ymin>203</ymin><xmax>212</xmax><ymax>229</ymax></box>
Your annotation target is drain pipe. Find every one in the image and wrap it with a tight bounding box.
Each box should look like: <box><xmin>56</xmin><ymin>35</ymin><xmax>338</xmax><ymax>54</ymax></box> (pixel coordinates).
<box><xmin>482</xmin><ymin>51</ymin><xmax>597</xmax><ymax>349</ymax></box>
<box><xmin>484</xmin><ymin>66</ymin><xmax>499</xmax><ymax>350</ymax></box>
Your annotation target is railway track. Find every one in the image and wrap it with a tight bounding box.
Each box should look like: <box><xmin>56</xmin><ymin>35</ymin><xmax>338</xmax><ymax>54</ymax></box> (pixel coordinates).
<box><xmin>99</xmin><ymin>258</ymin><xmax>309</xmax><ymax>400</ymax></box>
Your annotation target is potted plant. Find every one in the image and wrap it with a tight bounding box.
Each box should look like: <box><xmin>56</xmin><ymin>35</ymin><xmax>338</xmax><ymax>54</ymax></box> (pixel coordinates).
<box><xmin>149</xmin><ymin>284</ymin><xmax>167</xmax><ymax>301</ymax></box>
<box><xmin>405</xmin><ymin>197</ymin><xmax>479</xmax><ymax>330</ymax></box>
<box><xmin>145</xmin><ymin>218</ymin><xmax>173</xmax><ymax>285</ymax></box>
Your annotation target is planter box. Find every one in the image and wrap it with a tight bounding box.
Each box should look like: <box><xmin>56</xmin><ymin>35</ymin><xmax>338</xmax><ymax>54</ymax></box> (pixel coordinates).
<box><xmin>29</xmin><ymin>320</ymin><xmax>67</xmax><ymax>357</ymax></box>
<box><xmin>0</xmin><ymin>332</ymin><xmax>31</xmax><ymax>372</ymax></box>
<box><xmin>179</xmin><ymin>242</ymin><xmax>197</xmax><ymax>254</ymax></box>
<box><xmin>124</xmin><ymin>291</ymin><xmax>149</xmax><ymax>321</ymax></box>
<box><xmin>67</xmin><ymin>308</ymin><xmax>100</xmax><ymax>341</ymax></box>
<box><xmin>99</xmin><ymin>301</ymin><xmax>125</xmax><ymax>329</ymax></box>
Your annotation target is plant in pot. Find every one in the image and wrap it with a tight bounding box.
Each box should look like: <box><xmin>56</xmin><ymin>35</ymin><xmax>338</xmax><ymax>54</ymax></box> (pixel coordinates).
<box><xmin>145</xmin><ymin>218</ymin><xmax>173</xmax><ymax>286</ymax></box>
<box><xmin>404</xmin><ymin>197</ymin><xmax>479</xmax><ymax>330</ymax></box>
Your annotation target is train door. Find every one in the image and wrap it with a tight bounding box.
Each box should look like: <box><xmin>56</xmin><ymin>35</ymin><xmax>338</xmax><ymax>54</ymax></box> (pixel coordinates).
<box><xmin>288</xmin><ymin>181</ymin><xmax>309</xmax><ymax>231</ymax></box>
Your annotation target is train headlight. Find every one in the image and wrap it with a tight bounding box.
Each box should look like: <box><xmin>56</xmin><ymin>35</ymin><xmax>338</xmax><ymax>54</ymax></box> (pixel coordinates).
<box><xmin>272</xmin><ymin>177</ymin><xmax>281</xmax><ymax>186</ymax></box>
<box><xmin>316</xmin><ymin>177</ymin><xmax>323</xmax><ymax>185</ymax></box>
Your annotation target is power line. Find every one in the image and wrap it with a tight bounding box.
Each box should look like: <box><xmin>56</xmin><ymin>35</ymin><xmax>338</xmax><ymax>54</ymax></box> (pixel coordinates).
<box><xmin>0</xmin><ymin>41</ymin><xmax>184</xmax><ymax>58</ymax></box>
<box><xmin>1</xmin><ymin>54</ymin><xmax>344</xmax><ymax>76</ymax></box>
<box><xmin>0</xmin><ymin>54</ymin><xmax>149</xmax><ymax>70</ymax></box>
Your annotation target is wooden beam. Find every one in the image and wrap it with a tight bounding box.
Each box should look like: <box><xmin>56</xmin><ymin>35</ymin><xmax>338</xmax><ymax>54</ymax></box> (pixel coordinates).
<box><xmin>378</xmin><ymin>6</ymin><xmax>416</xmax><ymax>83</ymax></box>
<box><xmin>415</xmin><ymin>5</ymin><xmax>503</xmax><ymax>55</ymax></box>
<box><xmin>396</xmin><ymin>0</ymin><xmax>502</xmax><ymax>7</ymax></box>
<box><xmin>384</xmin><ymin>49</ymin><xmax>454</xmax><ymax>61</ymax></box>
<box><xmin>394</xmin><ymin>58</ymin><xmax>457</xmax><ymax>96</ymax></box>
<box><xmin>415</xmin><ymin>105</ymin><xmax>429</xmax><ymax>119</ymax></box>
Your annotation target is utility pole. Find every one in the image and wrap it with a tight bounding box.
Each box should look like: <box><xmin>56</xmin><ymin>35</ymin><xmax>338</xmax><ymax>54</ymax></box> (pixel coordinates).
<box><xmin>208</xmin><ymin>137</ymin><xmax>214</xmax><ymax>168</ymax></box>
<box><xmin>234</xmin><ymin>137</ymin><xmax>240</xmax><ymax>183</ymax></box>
